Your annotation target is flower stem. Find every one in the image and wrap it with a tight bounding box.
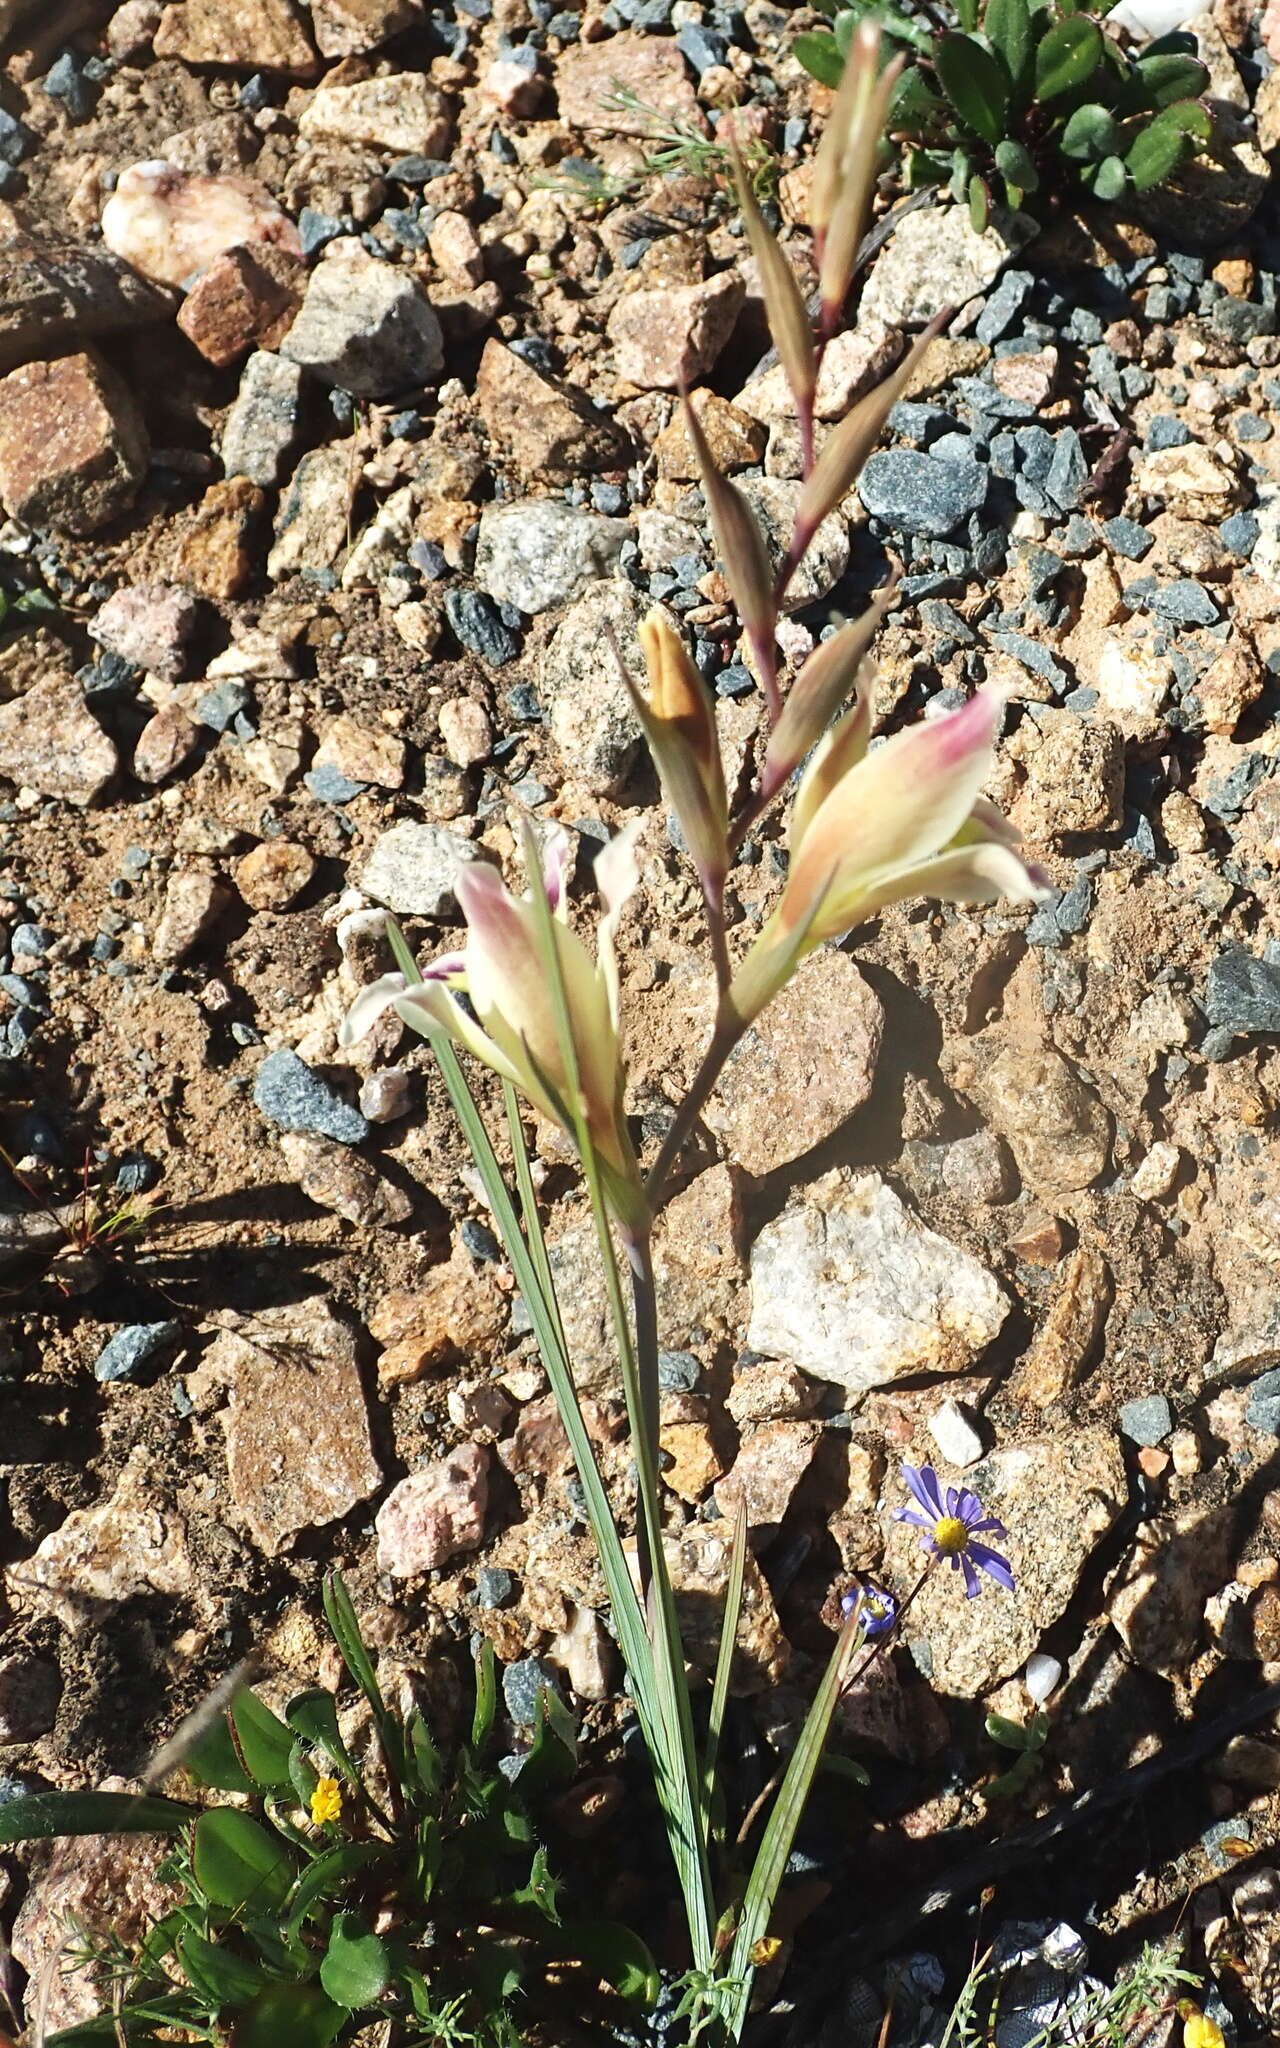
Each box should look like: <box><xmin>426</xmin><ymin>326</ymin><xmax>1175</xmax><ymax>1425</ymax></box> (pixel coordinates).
<box><xmin>645</xmin><ymin>1012</ymin><xmax>743</xmax><ymax>1212</ymax></box>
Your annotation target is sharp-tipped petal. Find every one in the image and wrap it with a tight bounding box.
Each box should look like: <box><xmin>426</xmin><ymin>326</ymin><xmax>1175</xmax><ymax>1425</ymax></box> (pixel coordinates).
<box><xmin>683</xmin><ymin>394</ymin><xmax>776</xmax><ymax>659</ymax></box>
<box><xmin>340</xmin><ymin>972</ymin><xmax>409</xmax><ymax>1046</ymax></box>
<box><xmin>788</xmin><ymin>684</ymin><xmax>875</xmax><ymax>852</ymax></box>
<box><xmin>764</xmin><ymin>586</ymin><xmax>893</xmax><ymax>802</ymax></box>
<box><xmin>596</xmin><ymin>817</ymin><xmax>644</xmax><ymax>1032</ymax></box>
<box><xmin>779</xmin><ymin>688</ymin><xmax>1010</xmax><ymax>943</ymax></box>
<box><xmin>632</xmin><ymin>610</ymin><xmax>728</xmax><ymax>898</ymax></box>
<box><xmin>538</xmin><ymin>825</ymin><xmax>574</xmax><ymax>915</ymax></box>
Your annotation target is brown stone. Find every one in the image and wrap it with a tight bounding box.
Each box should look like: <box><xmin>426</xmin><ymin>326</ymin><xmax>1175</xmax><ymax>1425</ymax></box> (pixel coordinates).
<box><xmin>653</xmin><ymin>387</ymin><xmax>765</xmax><ymax>478</ymax></box>
<box><xmin>943</xmin><ymin>1036</ymin><xmax>1112</xmax><ymax>1196</ymax></box>
<box><xmin>154</xmin><ymin>0</ymin><xmax>318</xmax><ymax>73</ymax></box>
<box><xmin>196</xmin><ymin>1300</ymin><xmax>380</xmax><ymax>1555</ymax></box>
<box><xmin>6</xmin><ymin>1446</ymin><xmax>193</xmax><ymax>1633</ymax></box>
<box><xmin>235</xmin><ymin>838</ymin><xmax>315</xmax><ymax>908</ymax></box>
<box><xmin>174</xmin><ymin>476</ymin><xmax>264</xmax><ymax>599</ymax></box>
<box><xmin>1015</xmin><ymin>1244</ymin><xmax>1112</xmax><ymax>1408</ymax></box>
<box><xmin>152</xmin><ymin>871</ymin><xmax>231</xmax><ymax>962</ymax></box>
<box><xmin>665</xmin><ymin>1517</ymin><xmax>788</xmax><ymax>1693</ymax></box>
<box><xmin>177</xmin><ymin>244</ymin><xmax>304</xmax><ymax>367</ymax></box>
<box><xmin>609</xmin><ymin>272</ymin><xmax>744</xmax><ymax>391</ymax></box>
<box><xmin>314</xmin><ymin>713</ymin><xmax>406</xmax><ymax>789</ymax></box>
<box><xmin>0</xmin><ymin>350</ymin><xmax>147</xmax><ymax>534</ymax></box>
<box><xmin>0</xmin><ymin>673</ymin><xmax>119</xmax><ymax>804</ymax></box>
<box><xmin>309</xmin><ymin>0</ymin><xmax>420</xmax><ymax>55</ymax></box>
<box><xmin>13</xmin><ymin>1810</ymin><xmax>179</xmax><ymax>2034</ymax></box>
<box><xmin>1195</xmin><ymin>637</ymin><xmax>1264</xmax><ymax>736</ymax></box>
<box><xmin>556</xmin><ymin>31</ymin><xmax>703</xmax><ymax>136</ymax></box>
<box><xmin>0</xmin><ymin>235</ymin><xmax>175</xmax><ymax>375</ymax></box>
<box><xmin>475</xmin><ymin>338</ymin><xmax>627</xmax><ymax>480</ymax></box>
<box><xmin>369</xmin><ymin>1249</ymin><xmax>508</xmax><ymax>1385</ymax></box>
<box><xmin>991</xmin><ymin>347</ymin><xmax>1058</xmax><ymax>408</ymax></box>
<box><xmin>659</xmin><ymin>1420</ymin><xmax>727</xmax><ymax>1502</ymax></box>
<box><xmin>133</xmin><ymin>701</ymin><xmax>201</xmax><ymax>783</ymax></box>
<box><xmin>376</xmin><ymin>1445</ymin><xmax>489</xmax><ymax>1575</ymax></box>
<box><xmin>704</xmin><ymin>951</ymin><xmax>883</xmax><ymax>1177</ymax></box>
<box><xmin>715</xmin><ymin>1420</ymin><xmax>820</xmax><ymax>1528</ymax></box>
<box><xmin>279</xmin><ymin>1132</ymin><xmax>413</xmax><ymax>1227</ymax></box>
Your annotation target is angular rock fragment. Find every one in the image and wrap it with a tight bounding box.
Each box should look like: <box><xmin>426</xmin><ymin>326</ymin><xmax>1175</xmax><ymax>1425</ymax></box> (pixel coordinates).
<box><xmin>267</xmin><ymin>440</ymin><xmax>357</xmax><ymax>578</ymax></box>
<box><xmin>102</xmin><ymin>162</ymin><xmax>302</xmax><ymax>289</ymax></box>
<box><xmin>557</xmin><ymin>32</ymin><xmax>702</xmax><ymax>135</ymax></box>
<box><xmin>376</xmin><ymin>1445</ymin><xmax>489</xmax><ymax>1575</ymax></box>
<box><xmin>310</xmin><ymin>0</ymin><xmax>421</xmax><ymax>54</ymax></box>
<box><xmin>0</xmin><ymin>235</ymin><xmax>175</xmax><ymax>374</ymax></box>
<box><xmin>154</xmin><ymin>0</ymin><xmax>318</xmax><ymax>70</ymax></box>
<box><xmin>608</xmin><ymin>272</ymin><xmax>744</xmax><ymax>390</ymax></box>
<box><xmin>177</xmin><ymin>244</ymin><xmax>303</xmax><ymax>366</ymax></box>
<box><xmin>475</xmin><ymin>338</ymin><xmax>627</xmax><ymax>480</ymax></box>
<box><xmin>0</xmin><ymin>350</ymin><xmax>147</xmax><ymax>535</ymax></box>
<box><xmin>93</xmin><ymin>581</ymin><xmax>199</xmax><ymax>680</ymax></box>
<box><xmin>195</xmin><ymin>1301</ymin><xmax>381</xmax><ymax>1555</ymax></box>
<box><xmin>0</xmin><ymin>675</ymin><xmax>119</xmax><ymax>804</ymax></box>
<box><xmin>221</xmin><ymin>349</ymin><xmax>304</xmax><ymax>485</ymax></box>
<box><xmin>281</xmin><ymin>246</ymin><xmax>442</xmax><ymax>397</ymax></box>
<box><xmin>298</xmin><ymin>73</ymin><xmax>451</xmax><ymax>153</ymax></box>
<box><xmin>748</xmin><ymin>1169</ymin><xmax>1008</xmax><ymax>1392</ymax></box>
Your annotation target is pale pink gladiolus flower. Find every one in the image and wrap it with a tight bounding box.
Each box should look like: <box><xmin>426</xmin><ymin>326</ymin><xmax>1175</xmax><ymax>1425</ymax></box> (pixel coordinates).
<box><xmin>341</xmin><ymin>825</ymin><xmax>647</xmax><ymax>1229</ymax></box>
<box><xmin>727</xmin><ymin>685</ymin><xmax>1049</xmax><ymax>1025</ymax></box>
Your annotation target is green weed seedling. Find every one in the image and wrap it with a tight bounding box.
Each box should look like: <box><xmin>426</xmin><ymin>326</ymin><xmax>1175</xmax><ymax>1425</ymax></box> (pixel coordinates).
<box><xmin>0</xmin><ymin>1573</ymin><xmax>656</xmax><ymax>2046</ymax></box>
<box><xmin>794</xmin><ymin>0</ymin><xmax>1213</xmax><ymax>228</ymax></box>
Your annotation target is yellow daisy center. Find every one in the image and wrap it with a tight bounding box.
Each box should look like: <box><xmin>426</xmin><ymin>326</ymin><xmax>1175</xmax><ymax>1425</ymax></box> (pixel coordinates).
<box><xmin>933</xmin><ymin>1515</ymin><xmax>969</xmax><ymax>1556</ymax></box>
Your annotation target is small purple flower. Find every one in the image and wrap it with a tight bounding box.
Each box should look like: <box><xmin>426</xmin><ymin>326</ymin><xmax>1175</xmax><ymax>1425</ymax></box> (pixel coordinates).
<box><xmin>894</xmin><ymin>1463</ymin><xmax>1014</xmax><ymax>1600</ymax></box>
<box><xmin>840</xmin><ymin>1584</ymin><xmax>898</xmax><ymax>1637</ymax></box>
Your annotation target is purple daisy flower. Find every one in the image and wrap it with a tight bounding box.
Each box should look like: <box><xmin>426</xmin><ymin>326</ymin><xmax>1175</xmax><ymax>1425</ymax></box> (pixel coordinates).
<box><xmin>894</xmin><ymin>1462</ymin><xmax>1014</xmax><ymax>1600</ymax></box>
<box><xmin>840</xmin><ymin>1584</ymin><xmax>898</xmax><ymax>1636</ymax></box>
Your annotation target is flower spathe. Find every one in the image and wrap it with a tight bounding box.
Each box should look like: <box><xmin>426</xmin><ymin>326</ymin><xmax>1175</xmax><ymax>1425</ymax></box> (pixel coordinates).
<box><xmin>726</xmin><ymin>685</ymin><xmax>1050</xmax><ymax>1027</ymax></box>
<box><xmin>340</xmin><ymin>824</ymin><xmax>647</xmax><ymax>1232</ymax></box>
<box><xmin>895</xmin><ymin>1462</ymin><xmax>1014</xmax><ymax>1601</ymax></box>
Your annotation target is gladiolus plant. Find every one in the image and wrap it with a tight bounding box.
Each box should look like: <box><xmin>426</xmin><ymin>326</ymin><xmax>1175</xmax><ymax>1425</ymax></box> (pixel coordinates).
<box><xmin>342</xmin><ymin>26</ymin><xmax>1045</xmax><ymax>2042</ymax></box>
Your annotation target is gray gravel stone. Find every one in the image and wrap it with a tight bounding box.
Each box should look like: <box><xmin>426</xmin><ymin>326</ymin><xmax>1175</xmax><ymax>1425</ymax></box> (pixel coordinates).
<box><xmin>281</xmin><ymin>249</ymin><xmax>443</xmax><ymax>398</ymax></box>
<box><xmin>253</xmin><ymin>1048</ymin><xmax>369</xmax><ymax>1145</ymax></box>
<box><xmin>859</xmin><ymin>449</ymin><xmax>987</xmax><ymax>536</ymax></box>
<box><xmin>1206</xmin><ymin>946</ymin><xmax>1280</xmax><ymax>1035</ymax></box>
<box><xmin>474</xmin><ymin>498</ymin><xmax>630</xmax><ymax>614</ymax></box>
<box><xmin>538</xmin><ymin>578</ymin><xmax>648</xmax><ymax>795</ymax></box>
<box><xmin>1246</xmin><ymin>1367</ymin><xmax>1280</xmax><ymax>1434</ymax></box>
<box><xmin>221</xmin><ymin>351</ymin><xmax>304</xmax><ymax>486</ymax></box>
<box><xmin>1118</xmin><ymin>1394</ymin><xmax>1173</xmax><ymax>1446</ymax></box>
<box><xmin>359</xmin><ymin>820</ymin><xmax>477</xmax><ymax>917</ymax></box>
<box><xmin>502</xmin><ymin>1656</ymin><xmax>565</xmax><ymax>1728</ymax></box>
<box><xmin>94</xmin><ymin>1320</ymin><xmax>182</xmax><ymax>1383</ymax></box>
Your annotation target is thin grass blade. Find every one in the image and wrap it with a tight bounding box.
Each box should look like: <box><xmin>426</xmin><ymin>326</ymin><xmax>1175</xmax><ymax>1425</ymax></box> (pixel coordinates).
<box><xmin>701</xmin><ymin>1494</ymin><xmax>747</xmax><ymax>1845</ymax></box>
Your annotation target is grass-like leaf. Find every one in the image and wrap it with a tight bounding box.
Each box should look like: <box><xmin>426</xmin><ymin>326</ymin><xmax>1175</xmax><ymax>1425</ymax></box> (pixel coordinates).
<box><xmin>0</xmin><ymin>1790</ymin><xmax>194</xmax><ymax>1843</ymax></box>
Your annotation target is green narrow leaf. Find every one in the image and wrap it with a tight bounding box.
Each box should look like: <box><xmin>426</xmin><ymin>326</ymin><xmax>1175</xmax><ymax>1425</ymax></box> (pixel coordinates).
<box><xmin>955</xmin><ymin>0</ymin><xmax>979</xmax><ymax>29</ymax></box>
<box><xmin>511</xmin><ymin>1683</ymin><xmax>580</xmax><ymax>1798</ymax></box>
<box><xmin>319</xmin><ymin>1913</ymin><xmax>391</xmax><ymax>2009</ymax></box>
<box><xmin>968</xmin><ymin>172</ymin><xmax>989</xmax><ymax>233</ymax></box>
<box><xmin>1059</xmin><ymin>101</ymin><xmax>1118</xmax><ymax>159</ymax></box>
<box><xmin>175</xmin><ymin>1929</ymin><xmax>267</xmax><ymax>2008</ymax></box>
<box><xmin>231</xmin><ymin>1693</ymin><xmax>297</xmax><ymax>1791</ymax></box>
<box><xmin>1134</xmin><ymin>51</ymin><xmax>1209</xmax><ymax>107</ymax></box>
<box><xmin>985</xmin><ymin>0</ymin><xmax>1032</xmax><ymax>94</ymax></box>
<box><xmin>701</xmin><ymin>1495</ymin><xmax>747</xmax><ymax>1844</ymax></box>
<box><xmin>285</xmin><ymin>1842</ymin><xmax>389</xmax><ymax>1938</ymax></box>
<box><xmin>472</xmin><ymin>1636</ymin><xmax>499</xmax><ymax>1752</ymax></box>
<box><xmin>1034</xmin><ymin>13</ymin><xmax>1102</xmax><ymax>98</ymax></box>
<box><xmin>0</xmin><ymin>1790</ymin><xmax>194</xmax><ymax>1844</ymax></box>
<box><xmin>889</xmin><ymin>66</ymin><xmax>950</xmax><ymax>136</ymax></box>
<box><xmin>935</xmin><ymin>33</ymin><xmax>1008</xmax><ymax>145</ymax></box>
<box><xmin>721</xmin><ymin>1620</ymin><xmax>862</xmax><ymax>2039</ymax></box>
<box><xmin>193</xmin><ymin>1809</ymin><xmax>294</xmax><ymax>1915</ymax></box>
<box><xmin>284</xmin><ymin>1690</ymin><xmax>360</xmax><ymax>1786</ymax></box>
<box><xmin>793</xmin><ymin>29</ymin><xmax>844</xmax><ymax>86</ymax></box>
<box><xmin>321</xmin><ymin>1572</ymin><xmax>384</xmax><ymax>1716</ymax></box>
<box><xmin>1125</xmin><ymin>98</ymin><xmax>1210</xmax><ymax>189</ymax></box>
<box><xmin>232</xmin><ymin>1982</ymin><xmax>345</xmax><ymax>2048</ymax></box>
<box><xmin>405</xmin><ymin>1706</ymin><xmax>442</xmax><ymax>1802</ymax></box>
<box><xmin>183</xmin><ymin>1708</ymin><xmax>257</xmax><ymax>1796</ymax></box>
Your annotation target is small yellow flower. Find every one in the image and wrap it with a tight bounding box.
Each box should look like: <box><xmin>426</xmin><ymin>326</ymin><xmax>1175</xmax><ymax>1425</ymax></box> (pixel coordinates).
<box><xmin>309</xmin><ymin>1776</ymin><xmax>342</xmax><ymax>1827</ymax></box>
<box><xmin>1183</xmin><ymin>2012</ymin><xmax>1225</xmax><ymax>2048</ymax></box>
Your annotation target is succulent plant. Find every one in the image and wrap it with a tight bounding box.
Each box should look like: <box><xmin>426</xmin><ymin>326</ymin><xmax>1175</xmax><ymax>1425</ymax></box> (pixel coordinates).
<box><xmin>794</xmin><ymin>0</ymin><xmax>1214</xmax><ymax>227</ymax></box>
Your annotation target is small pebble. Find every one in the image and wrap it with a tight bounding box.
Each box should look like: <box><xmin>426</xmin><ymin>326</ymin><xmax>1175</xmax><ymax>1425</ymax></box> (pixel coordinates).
<box><xmin>94</xmin><ymin>1319</ymin><xmax>182</xmax><ymax>1383</ymax></box>
<box><xmin>1118</xmin><ymin>1394</ymin><xmax>1174</xmax><ymax>1447</ymax></box>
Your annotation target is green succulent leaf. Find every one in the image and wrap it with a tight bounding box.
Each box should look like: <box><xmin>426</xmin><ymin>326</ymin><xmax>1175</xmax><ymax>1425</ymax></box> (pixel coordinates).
<box><xmin>231</xmin><ymin>1692</ymin><xmax>298</xmax><ymax>1791</ymax></box>
<box><xmin>1134</xmin><ymin>51</ymin><xmax>1210</xmax><ymax>106</ymax></box>
<box><xmin>985</xmin><ymin>1712</ymin><xmax>1030</xmax><ymax>1750</ymax></box>
<box><xmin>472</xmin><ymin>1636</ymin><xmax>499</xmax><ymax>1752</ymax></box>
<box><xmin>956</xmin><ymin>0</ymin><xmax>979</xmax><ymax>31</ymax></box>
<box><xmin>984</xmin><ymin>0</ymin><xmax>1033</xmax><ymax>95</ymax></box>
<box><xmin>193</xmin><ymin>1809</ymin><xmax>294</xmax><ymax>1916</ymax></box>
<box><xmin>936</xmin><ymin>32</ymin><xmax>1009</xmax><ymax>145</ymax></box>
<box><xmin>285</xmin><ymin>1842</ymin><xmax>389</xmax><ymax>1938</ymax></box>
<box><xmin>1126</xmin><ymin>98</ymin><xmax>1211</xmax><ymax>189</ymax></box>
<box><xmin>319</xmin><ymin>1913</ymin><xmax>391</xmax><ymax>2009</ymax></box>
<box><xmin>232</xmin><ymin>1982</ymin><xmax>346</xmax><ymax>2048</ymax></box>
<box><xmin>968</xmin><ymin>172</ymin><xmax>990</xmax><ymax>233</ymax></box>
<box><xmin>793</xmin><ymin>28</ymin><xmax>844</xmax><ymax>86</ymax></box>
<box><xmin>995</xmin><ymin>137</ymin><xmax>1039</xmax><ymax>191</ymax></box>
<box><xmin>1092</xmin><ymin>151</ymin><xmax>1127</xmax><ymax>199</ymax></box>
<box><xmin>1059</xmin><ymin>101</ymin><xmax>1118</xmax><ymax>159</ymax></box>
<box><xmin>1034</xmin><ymin>13</ymin><xmax>1103</xmax><ymax>99</ymax></box>
<box><xmin>0</xmin><ymin>1791</ymin><xmax>194</xmax><ymax>1844</ymax></box>
<box><xmin>285</xmin><ymin>1688</ymin><xmax>357</xmax><ymax>1782</ymax></box>
<box><xmin>950</xmin><ymin>144</ymin><xmax>974</xmax><ymax>202</ymax></box>
<box><xmin>560</xmin><ymin>1920</ymin><xmax>662</xmax><ymax>2007</ymax></box>
<box><xmin>906</xmin><ymin>146</ymin><xmax>952</xmax><ymax>186</ymax></box>
<box><xmin>175</xmin><ymin>1930</ymin><xmax>268</xmax><ymax>2009</ymax></box>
